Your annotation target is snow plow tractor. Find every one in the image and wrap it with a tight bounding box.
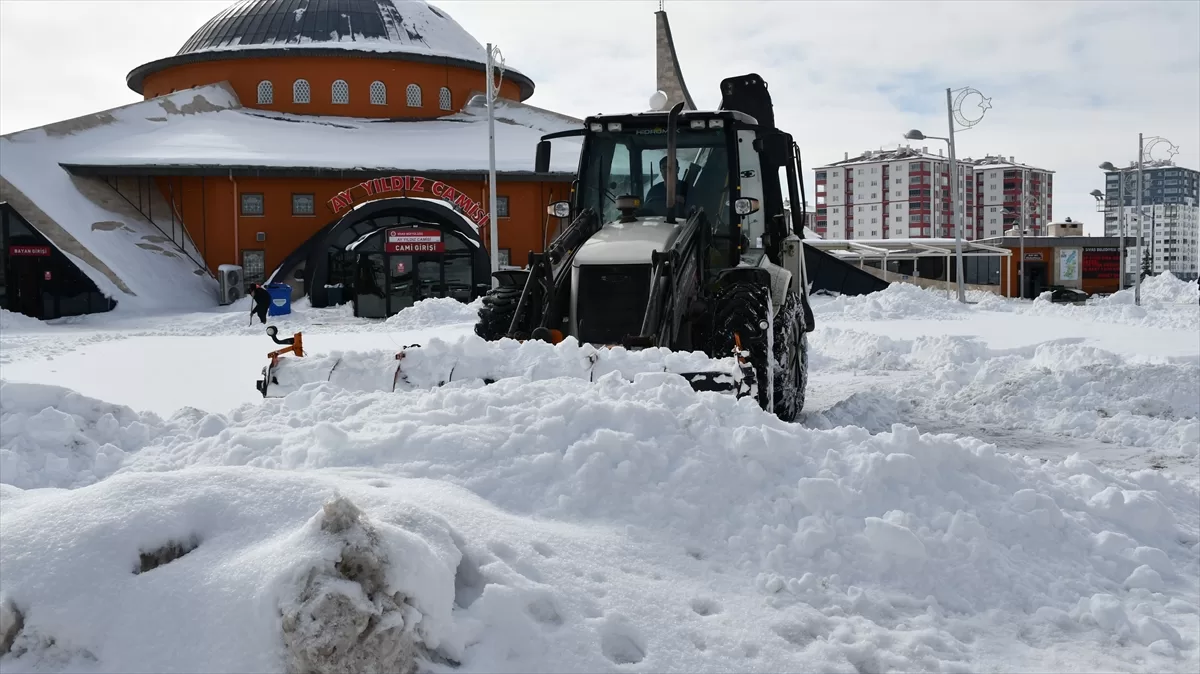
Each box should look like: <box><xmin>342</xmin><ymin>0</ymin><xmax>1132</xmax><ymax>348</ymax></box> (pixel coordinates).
<box><xmin>474</xmin><ymin>73</ymin><xmax>816</xmax><ymax>421</ymax></box>
<box><xmin>254</xmin><ymin>73</ymin><xmax>815</xmax><ymax>422</ymax></box>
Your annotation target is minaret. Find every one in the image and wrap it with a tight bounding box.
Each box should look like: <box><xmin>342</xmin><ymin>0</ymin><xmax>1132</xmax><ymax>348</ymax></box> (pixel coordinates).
<box><xmin>655</xmin><ymin>2</ymin><xmax>696</xmax><ymax>110</ymax></box>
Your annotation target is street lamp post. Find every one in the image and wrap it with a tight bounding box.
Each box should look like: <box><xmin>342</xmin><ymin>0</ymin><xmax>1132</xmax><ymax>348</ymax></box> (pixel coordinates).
<box><xmin>1100</xmin><ymin>135</ymin><xmax>1178</xmax><ymax>306</ymax></box>
<box><xmin>484</xmin><ymin>43</ymin><xmax>505</xmax><ymax>287</ymax></box>
<box><xmin>903</xmin><ymin>87</ymin><xmax>991</xmax><ymax>304</ymax></box>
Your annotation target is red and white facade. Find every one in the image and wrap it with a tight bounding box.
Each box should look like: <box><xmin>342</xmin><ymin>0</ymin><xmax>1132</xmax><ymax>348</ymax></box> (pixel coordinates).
<box><xmin>813</xmin><ymin>147</ymin><xmax>1052</xmax><ymax>241</ymax></box>
<box><xmin>972</xmin><ymin>156</ymin><xmax>1054</xmax><ymax>238</ymax></box>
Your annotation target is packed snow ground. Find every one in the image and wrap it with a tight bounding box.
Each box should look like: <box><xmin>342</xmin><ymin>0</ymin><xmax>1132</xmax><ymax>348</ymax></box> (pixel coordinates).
<box><xmin>1</xmin><ymin>274</ymin><xmax>1198</xmax><ymax>673</ymax></box>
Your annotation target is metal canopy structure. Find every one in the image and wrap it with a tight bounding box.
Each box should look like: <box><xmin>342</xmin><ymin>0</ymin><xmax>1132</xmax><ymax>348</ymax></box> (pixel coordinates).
<box><xmin>803</xmin><ymin>238</ymin><xmax>1014</xmax><ymax>296</ymax></box>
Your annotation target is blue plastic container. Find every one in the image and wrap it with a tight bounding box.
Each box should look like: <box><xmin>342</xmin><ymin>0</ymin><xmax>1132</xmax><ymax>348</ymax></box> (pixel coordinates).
<box><xmin>265</xmin><ymin>283</ymin><xmax>292</xmax><ymax>316</ymax></box>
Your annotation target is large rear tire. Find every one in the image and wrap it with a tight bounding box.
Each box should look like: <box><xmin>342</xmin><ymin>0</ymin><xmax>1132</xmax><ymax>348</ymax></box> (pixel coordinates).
<box><xmin>474</xmin><ymin>285</ymin><xmax>524</xmax><ymax>341</ymax></box>
<box><xmin>708</xmin><ymin>281</ymin><xmax>773</xmax><ymax>413</ymax></box>
<box><xmin>771</xmin><ymin>290</ymin><xmax>808</xmax><ymax>422</ymax></box>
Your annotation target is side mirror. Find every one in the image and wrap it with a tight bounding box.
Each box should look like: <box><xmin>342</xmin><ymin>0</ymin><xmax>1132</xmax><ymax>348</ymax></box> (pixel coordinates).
<box><xmin>546</xmin><ymin>201</ymin><xmax>570</xmax><ymax>218</ymax></box>
<box><xmin>535</xmin><ymin>140</ymin><xmax>551</xmax><ymax>173</ymax></box>
<box><xmin>734</xmin><ymin>197</ymin><xmax>760</xmax><ymax>216</ymax></box>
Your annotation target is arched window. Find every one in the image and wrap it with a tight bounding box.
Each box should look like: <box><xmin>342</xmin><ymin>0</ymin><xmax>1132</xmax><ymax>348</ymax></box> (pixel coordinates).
<box><xmin>293</xmin><ymin>79</ymin><xmax>311</xmax><ymax>104</ymax></box>
<box><xmin>257</xmin><ymin>80</ymin><xmax>273</xmax><ymax>105</ymax></box>
<box><xmin>406</xmin><ymin>84</ymin><xmax>422</xmax><ymax>108</ymax></box>
<box><xmin>332</xmin><ymin>79</ymin><xmax>349</xmax><ymax>105</ymax></box>
<box><xmin>370</xmin><ymin>81</ymin><xmax>387</xmax><ymax>105</ymax></box>
<box><xmin>438</xmin><ymin>86</ymin><xmax>452</xmax><ymax>111</ymax></box>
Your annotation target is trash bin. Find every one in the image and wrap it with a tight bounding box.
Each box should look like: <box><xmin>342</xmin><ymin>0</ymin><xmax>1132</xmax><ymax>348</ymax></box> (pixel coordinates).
<box><xmin>265</xmin><ymin>283</ymin><xmax>292</xmax><ymax>316</ymax></box>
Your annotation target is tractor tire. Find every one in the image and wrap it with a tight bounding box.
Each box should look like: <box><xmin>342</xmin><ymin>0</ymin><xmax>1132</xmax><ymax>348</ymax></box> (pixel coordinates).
<box><xmin>771</xmin><ymin>290</ymin><xmax>809</xmax><ymax>422</ymax></box>
<box><xmin>474</xmin><ymin>285</ymin><xmax>524</xmax><ymax>341</ymax></box>
<box><xmin>708</xmin><ymin>280</ymin><xmax>773</xmax><ymax>413</ymax></box>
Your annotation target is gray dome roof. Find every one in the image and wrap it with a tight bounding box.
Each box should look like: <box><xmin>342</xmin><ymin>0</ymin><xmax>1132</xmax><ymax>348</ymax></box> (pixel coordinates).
<box><xmin>127</xmin><ymin>0</ymin><xmax>533</xmax><ymax>99</ymax></box>
<box><xmin>178</xmin><ymin>0</ymin><xmax>482</xmax><ymax>61</ymax></box>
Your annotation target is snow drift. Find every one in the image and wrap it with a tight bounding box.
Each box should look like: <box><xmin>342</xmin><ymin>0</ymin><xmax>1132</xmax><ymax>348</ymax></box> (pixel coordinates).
<box><xmin>2</xmin><ymin>364</ymin><xmax>1197</xmax><ymax>672</ymax></box>
<box><xmin>807</xmin><ymin>328</ymin><xmax>1200</xmax><ymax>454</ymax></box>
<box><xmin>0</xmin><ymin>380</ymin><xmax>167</xmax><ymax>490</ymax></box>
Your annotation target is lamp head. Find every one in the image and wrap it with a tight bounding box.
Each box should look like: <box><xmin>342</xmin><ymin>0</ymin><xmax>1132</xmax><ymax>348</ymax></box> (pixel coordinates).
<box><xmin>904</xmin><ymin>129</ymin><xmax>927</xmax><ymax>141</ymax></box>
<box><xmin>1099</xmin><ymin>161</ymin><xmax>1117</xmax><ymax>171</ymax></box>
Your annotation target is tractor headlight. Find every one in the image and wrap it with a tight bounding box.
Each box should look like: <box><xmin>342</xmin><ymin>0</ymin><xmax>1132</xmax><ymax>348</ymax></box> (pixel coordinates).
<box><xmin>547</xmin><ymin>201</ymin><xmax>571</xmax><ymax>218</ymax></box>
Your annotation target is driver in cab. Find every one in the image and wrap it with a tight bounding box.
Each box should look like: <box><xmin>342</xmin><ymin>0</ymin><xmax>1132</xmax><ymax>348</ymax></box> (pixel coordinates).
<box><xmin>643</xmin><ymin>155</ymin><xmax>688</xmax><ymax>212</ymax></box>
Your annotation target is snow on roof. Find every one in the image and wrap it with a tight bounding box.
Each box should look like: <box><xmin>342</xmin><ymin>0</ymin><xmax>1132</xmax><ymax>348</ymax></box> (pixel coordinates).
<box><xmin>971</xmin><ymin>155</ymin><xmax>1054</xmax><ymax>173</ymax></box>
<box><xmin>816</xmin><ymin>146</ymin><xmax>950</xmax><ymax>169</ymax></box>
<box><xmin>0</xmin><ymin>85</ymin><xmax>249</xmax><ymax>314</ymax></box>
<box><xmin>60</xmin><ymin>96</ymin><xmax>583</xmax><ymax>175</ymax></box>
<box><xmin>178</xmin><ymin>0</ymin><xmax>511</xmax><ymax>73</ymax></box>
<box><xmin>816</xmin><ymin>147</ymin><xmax>1055</xmax><ymax>175</ymax></box>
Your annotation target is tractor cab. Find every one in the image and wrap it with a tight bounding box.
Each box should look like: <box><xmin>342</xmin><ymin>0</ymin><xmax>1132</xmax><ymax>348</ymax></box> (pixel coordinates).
<box><xmin>537</xmin><ymin>107</ymin><xmax>776</xmax><ymax>276</ymax></box>
<box><xmin>533</xmin><ymin>105</ymin><xmax>799</xmax><ymax>346</ymax></box>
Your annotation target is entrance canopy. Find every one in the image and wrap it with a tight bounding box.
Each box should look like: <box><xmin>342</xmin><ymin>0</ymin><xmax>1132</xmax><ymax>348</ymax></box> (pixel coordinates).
<box><xmin>804</xmin><ymin>238</ymin><xmax>1012</xmax><ymax>264</ymax></box>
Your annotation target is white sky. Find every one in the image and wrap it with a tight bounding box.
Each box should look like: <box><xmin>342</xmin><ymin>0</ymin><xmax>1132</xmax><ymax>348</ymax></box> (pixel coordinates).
<box><xmin>1</xmin><ymin>0</ymin><xmax>1197</xmax><ymax>236</ymax></box>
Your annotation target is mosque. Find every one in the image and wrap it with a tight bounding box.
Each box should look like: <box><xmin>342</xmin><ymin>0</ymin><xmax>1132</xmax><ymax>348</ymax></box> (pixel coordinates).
<box><xmin>1</xmin><ymin>0</ymin><xmax>674</xmax><ymax>320</ymax></box>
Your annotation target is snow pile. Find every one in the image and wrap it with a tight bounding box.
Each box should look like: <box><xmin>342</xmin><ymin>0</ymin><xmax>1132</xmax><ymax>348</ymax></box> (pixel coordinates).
<box><xmin>0</xmin><ymin>310</ymin><xmax>47</xmax><ymax>334</ymax></box>
<box><xmin>0</xmin><ymin>372</ymin><xmax>1190</xmax><ymax>671</ymax></box>
<box><xmin>811</xmin><ymin>283</ymin><xmax>972</xmax><ymax>320</ymax></box>
<box><xmin>1098</xmin><ymin>272</ymin><xmax>1199</xmax><ymax>306</ymax></box>
<box><xmin>263</xmin><ymin>335</ymin><xmax>735</xmax><ymax>398</ymax></box>
<box><xmin>969</xmin><ymin>284</ymin><xmax>1199</xmax><ymax>333</ymax></box>
<box><xmin>0</xmin><ymin>470</ymin><xmax>465</xmax><ymax>672</ymax></box>
<box><xmin>383</xmin><ymin>297</ymin><xmax>482</xmax><ymax>330</ymax></box>
<box><xmin>0</xmin><ymin>381</ymin><xmax>165</xmax><ymax>490</ymax></box>
<box><xmin>809</xmin><ymin>328</ymin><xmax>1200</xmax><ymax>453</ymax></box>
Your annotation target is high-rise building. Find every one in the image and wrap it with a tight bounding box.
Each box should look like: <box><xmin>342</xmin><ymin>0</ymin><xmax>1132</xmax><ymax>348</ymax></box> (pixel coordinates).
<box><xmin>1099</xmin><ymin>162</ymin><xmax>1199</xmax><ymax>280</ymax></box>
<box><xmin>812</xmin><ymin>146</ymin><xmax>1052</xmax><ymax>241</ymax></box>
<box><xmin>972</xmin><ymin>155</ymin><xmax>1054</xmax><ymax>238</ymax></box>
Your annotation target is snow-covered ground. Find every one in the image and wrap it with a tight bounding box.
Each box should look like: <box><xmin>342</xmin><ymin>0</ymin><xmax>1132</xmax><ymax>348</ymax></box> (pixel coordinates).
<box><xmin>1</xmin><ymin>274</ymin><xmax>1197</xmax><ymax>673</ymax></box>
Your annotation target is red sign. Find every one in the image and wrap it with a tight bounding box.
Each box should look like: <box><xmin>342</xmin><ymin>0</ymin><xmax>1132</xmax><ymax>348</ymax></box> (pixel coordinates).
<box><xmin>1083</xmin><ymin>247</ymin><xmax>1120</xmax><ymax>280</ymax></box>
<box><xmin>9</xmin><ymin>245</ymin><xmax>50</xmax><ymax>257</ymax></box>
<box><xmin>385</xmin><ymin>228</ymin><xmax>444</xmax><ymax>254</ymax></box>
<box><xmin>327</xmin><ymin>175</ymin><xmax>492</xmax><ymax>229</ymax></box>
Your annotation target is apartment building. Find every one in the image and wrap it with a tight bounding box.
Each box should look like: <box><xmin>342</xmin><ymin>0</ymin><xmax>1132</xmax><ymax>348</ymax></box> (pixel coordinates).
<box><xmin>973</xmin><ymin>155</ymin><xmax>1055</xmax><ymax>238</ymax></box>
<box><xmin>1100</xmin><ymin>162</ymin><xmax>1199</xmax><ymax>280</ymax></box>
<box><xmin>813</xmin><ymin>146</ymin><xmax>1053</xmax><ymax>241</ymax></box>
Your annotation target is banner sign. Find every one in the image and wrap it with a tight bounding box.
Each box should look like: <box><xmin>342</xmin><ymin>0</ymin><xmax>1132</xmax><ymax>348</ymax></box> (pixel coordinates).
<box><xmin>9</xmin><ymin>245</ymin><xmax>51</xmax><ymax>257</ymax></box>
<box><xmin>327</xmin><ymin>175</ymin><xmax>490</xmax><ymax>228</ymax></box>
<box><xmin>385</xmin><ymin>228</ymin><xmax>444</xmax><ymax>254</ymax></box>
<box><xmin>1082</xmin><ymin>247</ymin><xmax>1120</xmax><ymax>280</ymax></box>
<box><xmin>1023</xmin><ymin>252</ymin><xmax>1043</xmax><ymax>260</ymax></box>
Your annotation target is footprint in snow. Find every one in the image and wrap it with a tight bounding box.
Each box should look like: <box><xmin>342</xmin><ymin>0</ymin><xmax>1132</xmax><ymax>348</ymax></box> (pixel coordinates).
<box><xmin>599</xmin><ymin>620</ymin><xmax>647</xmax><ymax>666</ymax></box>
<box><xmin>690</xmin><ymin>597</ymin><xmax>722</xmax><ymax>617</ymax></box>
<box><xmin>531</xmin><ymin>541</ymin><xmax>554</xmax><ymax>558</ymax></box>
<box><xmin>526</xmin><ymin>596</ymin><xmax>564</xmax><ymax>628</ymax></box>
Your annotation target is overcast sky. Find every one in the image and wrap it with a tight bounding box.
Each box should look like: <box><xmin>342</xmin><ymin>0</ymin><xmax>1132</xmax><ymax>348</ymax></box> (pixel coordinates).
<box><xmin>2</xmin><ymin>0</ymin><xmax>1197</xmax><ymax>235</ymax></box>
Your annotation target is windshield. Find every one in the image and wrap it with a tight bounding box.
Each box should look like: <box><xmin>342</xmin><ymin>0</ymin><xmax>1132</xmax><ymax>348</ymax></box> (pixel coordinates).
<box><xmin>578</xmin><ymin>127</ymin><xmax>732</xmax><ymax>230</ymax></box>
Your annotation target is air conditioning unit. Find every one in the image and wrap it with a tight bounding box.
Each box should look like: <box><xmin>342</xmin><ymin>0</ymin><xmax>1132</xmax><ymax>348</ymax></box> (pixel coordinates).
<box><xmin>217</xmin><ymin>264</ymin><xmax>244</xmax><ymax>305</ymax></box>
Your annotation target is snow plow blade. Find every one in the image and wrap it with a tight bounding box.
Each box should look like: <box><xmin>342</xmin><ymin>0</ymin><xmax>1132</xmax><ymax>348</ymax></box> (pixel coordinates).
<box><xmin>254</xmin><ymin>328</ymin><xmax>756</xmax><ymax>401</ymax></box>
